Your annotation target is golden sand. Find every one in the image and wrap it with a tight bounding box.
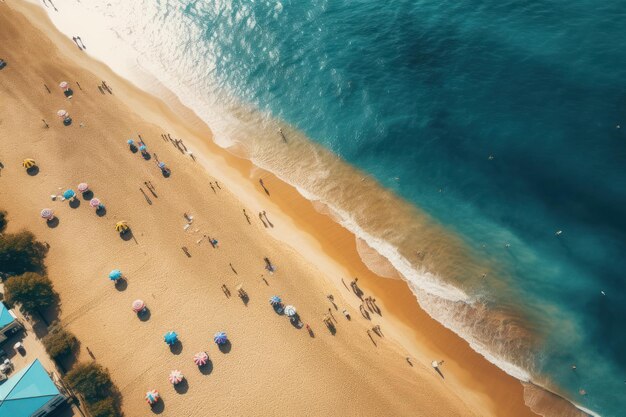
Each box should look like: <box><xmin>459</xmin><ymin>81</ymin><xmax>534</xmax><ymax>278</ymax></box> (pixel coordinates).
<box><xmin>0</xmin><ymin>2</ymin><xmax>554</xmax><ymax>416</ymax></box>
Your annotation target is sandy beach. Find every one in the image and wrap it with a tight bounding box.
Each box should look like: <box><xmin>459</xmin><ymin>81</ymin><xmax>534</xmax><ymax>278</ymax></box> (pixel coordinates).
<box><xmin>0</xmin><ymin>2</ymin><xmax>585</xmax><ymax>416</ymax></box>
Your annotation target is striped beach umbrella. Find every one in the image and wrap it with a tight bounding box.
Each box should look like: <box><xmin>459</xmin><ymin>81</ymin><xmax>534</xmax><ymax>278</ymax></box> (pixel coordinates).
<box><xmin>145</xmin><ymin>389</ymin><xmax>159</xmax><ymax>405</ymax></box>
<box><xmin>168</xmin><ymin>370</ymin><xmax>184</xmax><ymax>385</ymax></box>
<box><xmin>57</xmin><ymin>109</ymin><xmax>68</xmax><ymax>118</ymax></box>
<box><xmin>193</xmin><ymin>351</ymin><xmax>208</xmax><ymax>366</ymax></box>
<box><xmin>59</xmin><ymin>81</ymin><xmax>69</xmax><ymax>90</ymax></box>
<box><xmin>269</xmin><ymin>295</ymin><xmax>282</xmax><ymax>306</ymax></box>
<box><xmin>22</xmin><ymin>158</ymin><xmax>36</xmax><ymax>169</ymax></box>
<box><xmin>284</xmin><ymin>305</ymin><xmax>296</xmax><ymax>317</ymax></box>
<box><xmin>109</xmin><ymin>269</ymin><xmax>122</xmax><ymax>281</ymax></box>
<box><xmin>213</xmin><ymin>332</ymin><xmax>227</xmax><ymax>345</ymax></box>
<box><xmin>132</xmin><ymin>299</ymin><xmax>145</xmax><ymax>313</ymax></box>
<box><xmin>77</xmin><ymin>182</ymin><xmax>89</xmax><ymax>193</ymax></box>
<box><xmin>164</xmin><ymin>331</ymin><xmax>178</xmax><ymax>346</ymax></box>
<box><xmin>115</xmin><ymin>221</ymin><xmax>129</xmax><ymax>233</ymax></box>
<box><xmin>62</xmin><ymin>189</ymin><xmax>76</xmax><ymax>200</ymax></box>
<box><xmin>89</xmin><ymin>198</ymin><xmax>101</xmax><ymax>208</ymax></box>
<box><xmin>40</xmin><ymin>208</ymin><xmax>54</xmax><ymax>220</ymax></box>
<box><xmin>158</xmin><ymin>162</ymin><xmax>166</xmax><ymax>169</ymax></box>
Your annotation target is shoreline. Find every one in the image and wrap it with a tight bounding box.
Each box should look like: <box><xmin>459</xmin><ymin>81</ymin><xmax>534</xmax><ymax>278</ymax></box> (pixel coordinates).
<box><xmin>2</xmin><ymin>1</ymin><xmax>591</xmax><ymax>416</ymax></box>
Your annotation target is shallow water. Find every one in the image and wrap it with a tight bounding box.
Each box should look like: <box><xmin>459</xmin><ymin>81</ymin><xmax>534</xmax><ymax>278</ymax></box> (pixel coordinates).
<box><xmin>42</xmin><ymin>0</ymin><xmax>626</xmax><ymax>414</ymax></box>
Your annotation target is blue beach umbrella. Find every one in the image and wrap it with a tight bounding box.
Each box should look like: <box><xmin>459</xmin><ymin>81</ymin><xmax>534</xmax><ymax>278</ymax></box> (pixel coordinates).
<box><xmin>213</xmin><ymin>332</ymin><xmax>227</xmax><ymax>345</ymax></box>
<box><xmin>109</xmin><ymin>269</ymin><xmax>122</xmax><ymax>281</ymax></box>
<box><xmin>269</xmin><ymin>296</ymin><xmax>281</xmax><ymax>305</ymax></box>
<box><xmin>63</xmin><ymin>189</ymin><xmax>76</xmax><ymax>199</ymax></box>
<box><xmin>127</xmin><ymin>139</ymin><xmax>134</xmax><ymax>145</ymax></box>
<box><xmin>139</xmin><ymin>145</ymin><xmax>147</xmax><ymax>152</ymax></box>
<box><xmin>164</xmin><ymin>331</ymin><xmax>178</xmax><ymax>345</ymax></box>
<box><xmin>158</xmin><ymin>162</ymin><xmax>166</xmax><ymax>169</ymax></box>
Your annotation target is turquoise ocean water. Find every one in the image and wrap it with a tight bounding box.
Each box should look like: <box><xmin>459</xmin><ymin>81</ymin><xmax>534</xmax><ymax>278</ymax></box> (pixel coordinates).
<box><xmin>48</xmin><ymin>0</ymin><xmax>626</xmax><ymax>414</ymax></box>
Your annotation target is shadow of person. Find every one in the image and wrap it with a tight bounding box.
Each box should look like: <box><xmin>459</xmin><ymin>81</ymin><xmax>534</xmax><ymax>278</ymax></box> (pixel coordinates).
<box><xmin>96</xmin><ymin>207</ymin><xmax>107</xmax><ymax>217</ymax></box>
<box><xmin>46</xmin><ymin>217</ymin><xmax>59</xmax><ymax>228</ymax></box>
<box><xmin>151</xmin><ymin>399</ymin><xmax>165</xmax><ymax>414</ymax></box>
<box><xmin>325</xmin><ymin>321</ymin><xmax>336</xmax><ymax>335</ymax></box>
<box><xmin>307</xmin><ymin>327</ymin><xmax>315</xmax><ymax>338</ymax></box>
<box><xmin>434</xmin><ymin>367</ymin><xmax>444</xmax><ymax>378</ymax></box>
<box><xmin>82</xmin><ymin>190</ymin><xmax>94</xmax><ymax>200</ymax></box>
<box><xmin>199</xmin><ymin>359</ymin><xmax>213</xmax><ymax>376</ymax></box>
<box><xmin>26</xmin><ymin>166</ymin><xmax>40</xmax><ymax>176</ymax></box>
<box><xmin>218</xmin><ymin>340</ymin><xmax>232</xmax><ymax>354</ymax></box>
<box><xmin>174</xmin><ymin>379</ymin><xmax>189</xmax><ymax>394</ymax></box>
<box><xmin>170</xmin><ymin>341</ymin><xmax>183</xmax><ymax>355</ymax></box>
<box><xmin>69</xmin><ymin>199</ymin><xmax>81</xmax><ymax>209</ymax></box>
<box><xmin>115</xmin><ymin>278</ymin><xmax>128</xmax><ymax>291</ymax></box>
<box><xmin>138</xmin><ymin>307</ymin><xmax>151</xmax><ymax>322</ymax></box>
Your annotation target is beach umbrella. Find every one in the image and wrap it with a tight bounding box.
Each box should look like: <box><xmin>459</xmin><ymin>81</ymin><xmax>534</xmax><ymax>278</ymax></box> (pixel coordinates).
<box><xmin>22</xmin><ymin>158</ymin><xmax>36</xmax><ymax>169</ymax></box>
<box><xmin>145</xmin><ymin>389</ymin><xmax>159</xmax><ymax>405</ymax></box>
<box><xmin>57</xmin><ymin>109</ymin><xmax>68</xmax><ymax>118</ymax></box>
<box><xmin>109</xmin><ymin>269</ymin><xmax>122</xmax><ymax>281</ymax></box>
<box><xmin>213</xmin><ymin>332</ymin><xmax>228</xmax><ymax>345</ymax></box>
<box><xmin>132</xmin><ymin>299</ymin><xmax>145</xmax><ymax>313</ymax></box>
<box><xmin>168</xmin><ymin>370</ymin><xmax>184</xmax><ymax>385</ymax></box>
<box><xmin>127</xmin><ymin>139</ymin><xmax>134</xmax><ymax>145</ymax></box>
<box><xmin>284</xmin><ymin>305</ymin><xmax>296</xmax><ymax>317</ymax></box>
<box><xmin>193</xmin><ymin>351</ymin><xmax>209</xmax><ymax>366</ymax></box>
<box><xmin>115</xmin><ymin>221</ymin><xmax>129</xmax><ymax>233</ymax></box>
<box><xmin>62</xmin><ymin>189</ymin><xmax>76</xmax><ymax>200</ymax></box>
<box><xmin>89</xmin><ymin>198</ymin><xmax>101</xmax><ymax>208</ymax></box>
<box><xmin>158</xmin><ymin>162</ymin><xmax>166</xmax><ymax>169</ymax></box>
<box><xmin>139</xmin><ymin>145</ymin><xmax>147</xmax><ymax>152</ymax></box>
<box><xmin>431</xmin><ymin>361</ymin><xmax>439</xmax><ymax>368</ymax></box>
<box><xmin>40</xmin><ymin>208</ymin><xmax>54</xmax><ymax>220</ymax></box>
<box><xmin>77</xmin><ymin>182</ymin><xmax>89</xmax><ymax>192</ymax></box>
<box><xmin>59</xmin><ymin>81</ymin><xmax>69</xmax><ymax>90</ymax></box>
<box><xmin>269</xmin><ymin>295</ymin><xmax>282</xmax><ymax>306</ymax></box>
<box><xmin>164</xmin><ymin>331</ymin><xmax>178</xmax><ymax>345</ymax></box>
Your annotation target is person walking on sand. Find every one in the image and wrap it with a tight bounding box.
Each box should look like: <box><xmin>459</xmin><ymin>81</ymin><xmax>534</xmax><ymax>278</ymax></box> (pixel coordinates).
<box><xmin>215</xmin><ymin>181</ymin><xmax>221</xmax><ymax>189</ymax></box>
<box><xmin>210</xmin><ymin>182</ymin><xmax>216</xmax><ymax>193</ymax></box>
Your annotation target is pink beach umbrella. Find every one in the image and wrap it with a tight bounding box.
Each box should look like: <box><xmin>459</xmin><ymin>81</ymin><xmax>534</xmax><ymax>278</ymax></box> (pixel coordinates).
<box><xmin>145</xmin><ymin>389</ymin><xmax>159</xmax><ymax>405</ymax></box>
<box><xmin>40</xmin><ymin>208</ymin><xmax>54</xmax><ymax>220</ymax></box>
<box><xmin>77</xmin><ymin>182</ymin><xmax>89</xmax><ymax>193</ymax></box>
<box><xmin>89</xmin><ymin>198</ymin><xmax>101</xmax><ymax>208</ymax></box>
<box><xmin>132</xmin><ymin>299</ymin><xmax>146</xmax><ymax>313</ymax></box>
<box><xmin>168</xmin><ymin>370</ymin><xmax>184</xmax><ymax>385</ymax></box>
<box><xmin>57</xmin><ymin>109</ymin><xmax>68</xmax><ymax>119</ymax></box>
<box><xmin>193</xmin><ymin>351</ymin><xmax>208</xmax><ymax>366</ymax></box>
<box><xmin>59</xmin><ymin>81</ymin><xmax>69</xmax><ymax>90</ymax></box>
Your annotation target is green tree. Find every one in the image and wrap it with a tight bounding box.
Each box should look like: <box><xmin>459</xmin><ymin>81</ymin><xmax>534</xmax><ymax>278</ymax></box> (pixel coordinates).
<box><xmin>42</xmin><ymin>322</ymin><xmax>79</xmax><ymax>360</ymax></box>
<box><xmin>0</xmin><ymin>210</ymin><xmax>7</xmax><ymax>233</ymax></box>
<box><xmin>88</xmin><ymin>398</ymin><xmax>119</xmax><ymax>417</ymax></box>
<box><xmin>0</xmin><ymin>231</ymin><xmax>47</xmax><ymax>275</ymax></box>
<box><xmin>65</xmin><ymin>363</ymin><xmax>114</xmax><ymax>403</ymax></box>
<box><xmin>4</xmin><ymin>272</ymin><xmax>57</xmax><ymax>315</ymax></box>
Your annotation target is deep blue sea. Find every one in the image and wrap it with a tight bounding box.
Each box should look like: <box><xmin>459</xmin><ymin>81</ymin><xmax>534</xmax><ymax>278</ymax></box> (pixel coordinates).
<box><xmin>51</xmin><ymin>0</ymin><xmax>626</xmax><ymax>414</ymax></box>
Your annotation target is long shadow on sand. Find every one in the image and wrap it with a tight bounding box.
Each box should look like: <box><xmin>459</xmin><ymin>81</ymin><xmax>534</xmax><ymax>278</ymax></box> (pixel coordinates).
<box><xmin>170</xmin><ymin>341</ymin><xmax>183</xmax><ymax>355</ymax></box>
<box><xmin>174</xmin><ymin>379</ymin><xmax>189</xmax><ymax>394</ymax></box>
<box><xmin>151</xmin><ymin>400</ymin><xmax>165</xmax><ymax>414</ymax></box>
<box><xmin>218</xmin><ymin>341</ymin><xmax>232</xmax><ymax>354</ymax></box>
<box><xmin>46</xmin><ymin>218</ymin><xmax>59</xmax><ymax>228</ymax></box>
<box><xmin>115</xmin><ymin>278</ymin><xmax>127</xmax><ymax>292</ymax></box>
<box><xmin>139</xmin><ymin>308</ymin><xmax>151</xmax><ymax>322</ymax></box>
<box><xmin>199</xmin><ymin>360</ymin><xmax>213</xmax><ymax>376</ymax></box>
<box><xmin>26</xmin><ymin>166</ymin><xmax>39</xmax><ymax>176</ymax></box>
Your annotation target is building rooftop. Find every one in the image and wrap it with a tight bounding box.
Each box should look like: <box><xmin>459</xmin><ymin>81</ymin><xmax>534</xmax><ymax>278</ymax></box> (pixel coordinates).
<box><xmin>0</xmin><ymin>303</ymin><xmax>15</xmax><ymax>329</ymax></box>
<box><xmin>0</xmin><ymin>359</ymin><xmax>61</xmax><ymax>417</ymax></box>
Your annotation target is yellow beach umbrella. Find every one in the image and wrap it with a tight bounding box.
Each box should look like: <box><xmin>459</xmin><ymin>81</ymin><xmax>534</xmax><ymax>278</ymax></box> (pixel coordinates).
<box><xmin>115</xmin><ymin>221</ymin><xmax>129</xmax><ymax>233</ymax></box>
<box><xmin>22</xmin><ymin>158</ymin><xmax>36</xmax><ymax>169</ymax></box>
